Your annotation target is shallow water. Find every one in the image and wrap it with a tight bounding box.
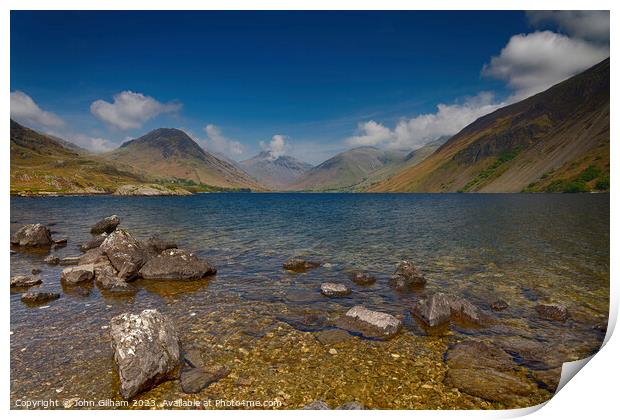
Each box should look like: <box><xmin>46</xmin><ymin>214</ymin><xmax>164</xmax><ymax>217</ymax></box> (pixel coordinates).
<box><xmin>10</xmin><ymin>193</ymin><xmax>609</xmax><ymax>409</ymax></box>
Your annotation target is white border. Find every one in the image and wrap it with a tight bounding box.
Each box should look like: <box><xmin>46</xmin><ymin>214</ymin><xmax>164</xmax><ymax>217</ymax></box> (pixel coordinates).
<box><xmin>2</xmin><ymin>1</ymin><xmax>617</xmax><ymax>419</ymax></box>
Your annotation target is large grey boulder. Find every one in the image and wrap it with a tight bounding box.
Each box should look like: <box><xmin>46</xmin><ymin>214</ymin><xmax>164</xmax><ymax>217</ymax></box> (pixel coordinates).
<box><xmin>60</xmin><ymin>264</ymin><xmax>95</xmax><ymax>285</ymax></box>
<box><xmin>100</xmin><ymin>229</ymin><xmax>147</xmax><ymax>280</ymax></box>
<box><xmin>10</xmin><ymin>224</ymin><xmax>53</xmax><ymax>247</ymax></box>
<box><xmin>444</xmin><ymin>340</ymin><xmax>539</xmax><ymax>406</ymax></box>
<box><xmin>110</xmin><ymin>309</ymin><xmax>180</xmax><ymax>399</ymax></box>
<box><xmin>139</xmin><ymin>249</ymin><xmax>216</xmax><ymax>280</ymax></box>
<box><xmin>90</xmin><ymin>215</ymin><xmax>120</xmax><ymax>235</ymax></box>
<box><xmin>412</xmin><ymin>292</ymin><xmax>487</xmax><ymax>328</ymax></box>
<box><xmin>339</xmin><ymin>305</ymin><xmax>401</xmax><ymax>339</ymax></box>
<box><xmin>10</xmin><ymin>275</ymin><xmax>42</xmax><ymax>288</ymax></box>
<box><xmin>320</xmin><ymin>282</ymin><xmax>351</xmax><ymax>297</ymax></box>
<box><xmin>80</xmin><ymin>233</ymin><xmax>108</xmax><ymax>252</ymax></box>
<box><xmin>390</xmin><ymin>260</ymin><xmax>426</xmax><ymax>289</ymax></box>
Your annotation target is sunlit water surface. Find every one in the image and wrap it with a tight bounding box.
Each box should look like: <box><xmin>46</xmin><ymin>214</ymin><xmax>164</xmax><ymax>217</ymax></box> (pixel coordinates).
<box><xmin>10</xmin><ymin>193</ymin><xmax>609</xmax><ymax>409</ymax></box>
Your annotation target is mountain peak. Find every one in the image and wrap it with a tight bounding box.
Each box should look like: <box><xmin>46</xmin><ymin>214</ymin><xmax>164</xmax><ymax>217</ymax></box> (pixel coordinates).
<box><xmin>239</xmin><ymin>151</ymin><xmax>312</xmax><ymax>189</ymax></box>
<box><xmin>120</xmin><ymin>127</ymin><xmax>196</xmax><ymax>148</ymax></box>
<box><xmin>107</xmin><ymin>127</ymin><xmax>262</xmax><ymax>189</ymax></box>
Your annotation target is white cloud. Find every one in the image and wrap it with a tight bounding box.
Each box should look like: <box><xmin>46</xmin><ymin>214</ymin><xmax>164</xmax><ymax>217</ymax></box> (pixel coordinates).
<box><xmin>527</xmin><ymin>11</ymin><xmax>610</xmax><ymax>43</ymax></box>
<box><xmin>393</xmin><ymin>93</ymin><xmax>502</xmax><ymax>148</ymax></box>
<box><xmin>346</xmin><ymin>121</ymin><xmax>393</xmax><ymax>147</ymax></box>
<box><xmin>260</xmin><ymin>134</ymin><xmax>291</xmax><ymax>159</ymax></box>
<box><xmin>203</xmin><ymin>124</ymin><xmax>245</xmax><ymax>156</ymax></box>
<box><xmin>482</xmin><ymin>31</ymin><xmax>609</xmax><ymax>100</ymax></box>
<box><xmin>90</xmin><ymin>91</ymin><xmax>181</xmax><ymax>130</ymax></box>
<box><xmin>346</xmin><ymin>92</ymin><xmax>502</xmax><ymax>150</ymax></box>
<box><xmin>72</xmin><ymin>134</ymin><xmax>116</xmax><ymax>153</ymax></box>
<box><xmin>10</xmin><ymin>91</ymin><xmax>65</xmax><ymax>129</ymax></box>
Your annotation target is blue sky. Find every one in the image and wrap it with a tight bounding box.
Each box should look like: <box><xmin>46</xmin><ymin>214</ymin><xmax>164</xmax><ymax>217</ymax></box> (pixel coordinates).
<box><xmin>10</xmin><ymin>11</ymin><xmax>610</xmax><ymax>164</ymax></box>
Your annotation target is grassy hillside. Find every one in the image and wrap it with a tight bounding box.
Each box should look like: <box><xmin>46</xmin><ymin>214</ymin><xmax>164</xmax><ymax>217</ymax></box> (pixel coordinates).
<box><xmin>10</xmin><ymin>120</ymin><xmax>148</xmax><ymax>194</ymax></box>
<box><xmin>351</xmin><ymin>138</ymin><xmax>446</xmax><ymax>191</ymax></box>
<box><xmin>289</xmin><ymin>146</ymin><xmax>410</xmax><ymax>191</ymax></box>
<box><xmin>370</xmin><ymin>58</ymin><xmax>610</xmax><ymax>193</ymax></box>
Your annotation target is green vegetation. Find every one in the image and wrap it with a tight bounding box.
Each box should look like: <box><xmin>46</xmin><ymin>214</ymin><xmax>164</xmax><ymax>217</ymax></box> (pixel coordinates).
<box><xmin>459</xmin><ymin>149</ymin><xmax>521</xmax><ymax>192</ymax></box>
<box><xmin>162</xmin><ymin>178</ymin><xmax>252</xmax><ymax>193</ymax></box>
<box><xmin>595</xmin><ymin>175</ymin><xmax>610</xmax><ymax>190</ymax></box>
<box><xmin>524</xmin><ymin>165</ymin><xmax>609</xmax><ymax>193</ymax></box>
<box><xmin>577</xmin><ymin>165</ymin><xmax>602</xmax><ymax>182</ymax></box>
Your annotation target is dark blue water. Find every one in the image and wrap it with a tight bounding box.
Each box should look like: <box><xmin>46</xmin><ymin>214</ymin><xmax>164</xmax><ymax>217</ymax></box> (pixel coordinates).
<box><xmin>10</xmin><ymin>193</ymin><xmax>610</xmax><ymax>405</ymax></box>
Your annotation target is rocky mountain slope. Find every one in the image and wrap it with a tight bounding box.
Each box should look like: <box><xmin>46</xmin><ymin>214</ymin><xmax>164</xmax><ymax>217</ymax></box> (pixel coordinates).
<box><xmin>239</xmin><ymin>151</ymin><xmax>313</xmax><ymax>189</ymax></box>
<box><xmin>105</xmin><ymin>128</ymin><xmax>263</xmax><ymax>191</ymax></box>
<box><xmin>370</xmin><ymin>58</ymin><xmax>610</xmax><ymax>193</ymax></box>
<box><xmin>288</xmin><ymin>146</ymin><xmax>410</xmax><ymax>191</ymax></box>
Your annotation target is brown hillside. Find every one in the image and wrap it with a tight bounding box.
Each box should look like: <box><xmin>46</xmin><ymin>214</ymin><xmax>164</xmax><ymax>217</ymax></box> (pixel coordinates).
<box><xmin>370</xmin><ymin>58</ymin><xmax>610</xmax><ymax>193</ymax></box>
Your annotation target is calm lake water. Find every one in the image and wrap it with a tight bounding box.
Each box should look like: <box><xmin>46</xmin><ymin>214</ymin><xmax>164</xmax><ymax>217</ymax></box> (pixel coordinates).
<box><xmin>10</xmin><ymin>193</ymin><xmax>610</xmax><ymax>409</ymax></box>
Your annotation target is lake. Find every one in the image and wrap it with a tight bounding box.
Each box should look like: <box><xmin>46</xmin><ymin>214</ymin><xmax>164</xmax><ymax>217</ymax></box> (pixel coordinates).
<box><xmin>10</xmin><ymin>193</ymin><xmax>610</xmax><ymax>409</ymax></box>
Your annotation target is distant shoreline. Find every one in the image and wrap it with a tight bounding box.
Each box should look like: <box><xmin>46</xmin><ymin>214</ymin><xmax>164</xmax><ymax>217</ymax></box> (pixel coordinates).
<box><xmin>10</xmin><ymin>190</ymin><xmax>609</xmax><ymax>197</ymax></box>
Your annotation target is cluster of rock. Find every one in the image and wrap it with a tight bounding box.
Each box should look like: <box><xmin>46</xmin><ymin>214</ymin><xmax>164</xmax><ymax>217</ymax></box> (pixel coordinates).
<box><xmin>43</xmin><ymin>215</ymin><xmax>218</xmax><ymax>294</ymax></box>
<box><xmin>10</xmin><ymin>215</ymin><xmax>224</xmax><ymax>400</ymax></box>
<box><xmin>280</xmin><ymin>255</ymin><xmax>572</xmax><ymax>407</ymax></box>
<box><xmin>10</xmin><ymin>219</ymin><xmax>573</xmax><ymax>406</ymax></box>
<box><xmin>11</xmin><ymin>270</ymin><xmax>60</xmax><ymax>305</ymax></box>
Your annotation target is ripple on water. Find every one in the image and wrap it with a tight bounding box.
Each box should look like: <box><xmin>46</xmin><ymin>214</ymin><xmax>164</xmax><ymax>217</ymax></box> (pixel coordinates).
<box><xmin>10</xmin><ymin>193</ymin><xmax>609</xmax><ymax>409</ymax></box>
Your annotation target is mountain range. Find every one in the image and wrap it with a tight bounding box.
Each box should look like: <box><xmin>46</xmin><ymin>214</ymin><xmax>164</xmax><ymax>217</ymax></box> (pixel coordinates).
<box><xmin>239</xmin><ymin>151</ymin><xmax>313</xmax><ymax>189</ymax></box>
<box><xmin>10</xmin><ymin>59</ymin><xmax>609</xmax><ymax>195</ymax></box>
<box><xmin>288</xmin><ymin>147</ymin><xmax>411</xmax><ymax>191</ymax></box>
<box><xmin>371</xmin><ymin>58</ymin><xmax>610</xmax><ymax>193</ymax></box>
